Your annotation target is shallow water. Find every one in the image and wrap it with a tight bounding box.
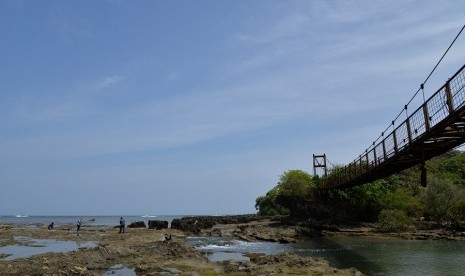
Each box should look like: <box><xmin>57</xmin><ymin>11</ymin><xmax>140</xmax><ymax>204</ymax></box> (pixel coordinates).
<box><xmin>187</xmin><ymin>236</ymin><xmax>292</xmax><ymax>262</ymax></box>
<box><xmin>103</xmin><ymin>264</ymin><xmax>136</xmax><ymax>276</ymax></box>
<box><xmin>188</xmin><ymin>236</ymin><xmax>465</xmax><ymax>275</ymax></box>
<box><xmin>0</xmin><ymin>236</ymin><xmax>97</xmax><ymax>260</ymax></box>
<box><xmin>295</xmin><ymin>236</ymin><xmax>465</xmax><ymax>276</ymax></box>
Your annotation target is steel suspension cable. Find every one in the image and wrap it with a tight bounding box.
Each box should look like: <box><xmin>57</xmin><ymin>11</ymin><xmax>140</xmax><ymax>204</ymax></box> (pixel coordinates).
<box><xmin>365</xmin><ymin>24</ymin><xmax>465</xmax><ymax>153</ymax></box>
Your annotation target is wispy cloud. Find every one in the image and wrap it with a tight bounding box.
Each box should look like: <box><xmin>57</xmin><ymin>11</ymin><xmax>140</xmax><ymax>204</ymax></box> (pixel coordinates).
<box><xmin>95</xmin><ymin>75</ymin><xmax>124</xmax><ymax>90</ymax></box>
<box><xmin>8</xmin><ymin>1</ymin><xmax>463</xmax><ymax>162</ymax></box>
<box><xmin>49</xmin><ymin>14</ymin><xmax>94</xmax><ymax>42</ymax></box>
<box><xmin>3</xmin><ymin>1</ymin><xmax>464</xmax><ymax>162</ymax></box>
<box><xmin>2</xmin><ymin>0</ymin><xmax>465</xmax><ymax>215</ymax></box>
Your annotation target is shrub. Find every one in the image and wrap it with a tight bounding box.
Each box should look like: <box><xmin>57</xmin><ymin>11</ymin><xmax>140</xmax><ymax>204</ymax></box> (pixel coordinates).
<box><xmin>378</xmin><ymin>209</ymin><xmax>412</xmax><ymax>232</ymax></box>
<box><xmin>255</xmin><ymin>187</ymin><xmax>290</xmax><ymax>216</ymax></box>
<box><xmin>420</xmin><ymin>177</ymin><xmax>465</xmax><ymax>224</ymax></box>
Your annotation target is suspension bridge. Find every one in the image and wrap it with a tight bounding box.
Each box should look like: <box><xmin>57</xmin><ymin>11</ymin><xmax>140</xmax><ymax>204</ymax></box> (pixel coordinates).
<box><xmin>315</xmin><ymin>25</ymin><xmax>465</xmax><ymax>190</ymax></box>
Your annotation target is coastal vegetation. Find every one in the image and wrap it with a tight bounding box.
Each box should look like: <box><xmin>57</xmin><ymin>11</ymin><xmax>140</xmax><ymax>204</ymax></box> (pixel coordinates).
<box><xmin>255</xmin><ymin>150</ymin><xmax>465</xmax><ymax>231</ymax></box>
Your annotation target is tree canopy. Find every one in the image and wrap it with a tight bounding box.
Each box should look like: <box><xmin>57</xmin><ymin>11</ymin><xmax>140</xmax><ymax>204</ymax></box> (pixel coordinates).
<box><xmin>255</xmin><ymin>150</ymin><xmax>465</xmax><ymax>230</ymax></box>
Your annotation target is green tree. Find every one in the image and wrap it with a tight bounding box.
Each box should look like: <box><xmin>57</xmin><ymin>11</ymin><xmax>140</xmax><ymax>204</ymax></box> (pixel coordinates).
<box><xmin>277</xmin><ymin>170</ymin><xmax>315</xmax><ymax>198</ymax></box>
<box><xmin>380</xmin><ymin>187</ymin><xmax>424</xmax><ymax>218</ymax></box>
<box><xmin>426</xmin><ymin>150</ymin><xmax>465</xmax><ymax>186</ymax></box>
<box><xmin>328</xmin><ymin>180</ymin><xmax>388</xmax><ymax>221</ymax></box>
<box><xmin>254</xmin><ymin>150</ymin><xmax>465</xmax><ymax>225</ymax></box>
<box><xmin>420</xmin><ymin>177</ymin><xmax>465</xmax><ymax>224</ymax></box>
<box><xmin>378</xmin><ymin>209</ymin><xmax>413</xmax><ymax>232</ymax></box>
<box><xmin>255</xmin><ymin>170</ymin><xmax>315</xmax><ymax>217</ymax></box>
<box><xmin>255</xmin><ymin>186</ymin><xmax>289</xmax><ymax>216</ymax></box>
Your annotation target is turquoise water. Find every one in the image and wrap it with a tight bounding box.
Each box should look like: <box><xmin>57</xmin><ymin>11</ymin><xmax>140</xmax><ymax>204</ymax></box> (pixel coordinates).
<box><xmin>188</xmin><ymin>236</ymin><xmax>465</xmax><ymax>276</ymax></box>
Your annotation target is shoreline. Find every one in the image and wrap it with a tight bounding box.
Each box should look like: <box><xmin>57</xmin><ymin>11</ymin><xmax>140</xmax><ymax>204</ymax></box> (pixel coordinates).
<box><xmin>0</xmin><ymin>217</ymin><xmax>363</xmax><ymax>275</ymax></box>
<box><xmin>170</xmin><ymin>214</ymin><xmax>465</xmax><ymax>242</ymax></box>
<box><xmin>2</xmin><ymin>214</ymin><xmax>463</xmax><ymax>275</ymax></box>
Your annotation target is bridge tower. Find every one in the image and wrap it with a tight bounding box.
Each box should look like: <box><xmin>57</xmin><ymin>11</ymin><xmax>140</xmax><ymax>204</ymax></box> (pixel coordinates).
<box><xmin>313</xmin><ymin>154</ymin><xmax>327</xmax><ymax>177</ymax></box>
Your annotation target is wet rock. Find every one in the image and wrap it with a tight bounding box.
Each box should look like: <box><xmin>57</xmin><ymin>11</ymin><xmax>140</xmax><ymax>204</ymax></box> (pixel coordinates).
<box><xmin>0</xmin><ymin>219</ymin><xmax>365</xmax><ymax>275</ymax></box>
<box><xmin>148</xmin><ymin>220</ymin><xmax>168</xmax><ymax>230</ymax></box>
<box><xmin>170</xmin><ymin>214</ymin><xmax>269</xmax><ymax>233</ymax></box>
<box><xmin>0</xmin><ymin>254</ymin><xmax>11</xmax><ymax>260</ymax></box>
<box><xmin>128</xmin><ymin>221</ymin><xmax>147</xmax><ymax>228</ymax></box>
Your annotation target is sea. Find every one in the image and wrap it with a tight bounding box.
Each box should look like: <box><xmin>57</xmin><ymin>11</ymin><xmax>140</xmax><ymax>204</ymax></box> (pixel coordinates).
<box><xmin>0</xmin><ymin>215</ymin><xmax>184</xmax><ymax>228</ymax></box>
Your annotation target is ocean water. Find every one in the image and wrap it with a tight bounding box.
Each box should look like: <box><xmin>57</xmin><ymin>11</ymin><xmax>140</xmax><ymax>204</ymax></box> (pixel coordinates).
<box><xmin>0</xmin><ymin>215</ymin><xmax>184</xmax><ymax>228</ymax></box>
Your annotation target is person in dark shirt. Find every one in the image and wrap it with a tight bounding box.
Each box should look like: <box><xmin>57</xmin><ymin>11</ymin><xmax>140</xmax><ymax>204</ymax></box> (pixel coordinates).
<box><xmin>77</xmin><ymin>218</ymin><xmax>82</xmax><ymax>236</ymax></box>
<box><xmin>119</xmin><ymin>217</ymin><xmax>125</xmax><ymax>233</ymax></box>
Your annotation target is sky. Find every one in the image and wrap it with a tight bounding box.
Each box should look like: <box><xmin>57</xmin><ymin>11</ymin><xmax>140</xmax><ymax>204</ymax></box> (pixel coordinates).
<box><xmin>1</xmin><ymin>0</ymin><xmax>464</xmax><ymax>216</ymax></box>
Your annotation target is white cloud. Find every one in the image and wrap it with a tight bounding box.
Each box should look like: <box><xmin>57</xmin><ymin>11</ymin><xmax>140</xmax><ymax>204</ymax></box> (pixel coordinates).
<box><xmin>95</xmin><ymin>75</ymin><xmax>124</xmax><ymax>90</ymax></box>
<box><xmin>2</xmin><ymin>0</ymin><xmax>465</xmax><ymax>215</ymax></box>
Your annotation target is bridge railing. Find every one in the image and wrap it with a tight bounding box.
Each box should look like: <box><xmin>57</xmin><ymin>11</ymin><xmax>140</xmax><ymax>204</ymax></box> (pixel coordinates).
<box><xmin>321</xmin><ymin>64</ymin><xmax>465</xmax><ymax>189</ymax></box>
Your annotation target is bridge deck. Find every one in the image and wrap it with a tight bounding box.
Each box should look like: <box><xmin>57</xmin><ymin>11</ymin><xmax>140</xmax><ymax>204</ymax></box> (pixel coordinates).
<box><xmin>320</xmin><ymin>64</ymin><xmax>465</xmax><ymax>189</ymax></box>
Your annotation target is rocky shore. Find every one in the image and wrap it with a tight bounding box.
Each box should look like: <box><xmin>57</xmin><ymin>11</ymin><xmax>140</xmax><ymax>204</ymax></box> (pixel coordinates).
<box><xmin>0</xmin><ymin>217</ymin><xmax>364</xmax><ymax>276</ymax></box>
<box><xmin>171</xmin><ymin>214</ymin><xmax>465</xmax><ymax>242</ymax></box>
<box><xmin>3</xmin><ymin>214</ymin><xmax>462</xmax><ymax>275</ymax></box>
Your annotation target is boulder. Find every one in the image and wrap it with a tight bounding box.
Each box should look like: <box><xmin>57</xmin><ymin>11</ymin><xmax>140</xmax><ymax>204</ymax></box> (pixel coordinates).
<box><xmin>127</xmin><ymin>221</ymin><xmax>147</xmax><ymax>228</ymax></box>
<box><xmin>148</xmin><ymin>220</ymin><xmax>168</xmax><ymax>230</ymax></box>
<box><xmin>170</xmin><ymin>214</ymin><xmax>266</xmax><ymax>234</ymax></box>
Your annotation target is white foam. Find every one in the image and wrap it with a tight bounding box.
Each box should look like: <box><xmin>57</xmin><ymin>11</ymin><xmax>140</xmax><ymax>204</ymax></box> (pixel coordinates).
<box><xmin>197</xmin><ymin>244</ymin><xmax>231</xmax><ymax>250</ymax></box>
<box><xmin>15</xmin><ymin>215</ymin><xmax>28</xmax><ymax>218</ymax></box>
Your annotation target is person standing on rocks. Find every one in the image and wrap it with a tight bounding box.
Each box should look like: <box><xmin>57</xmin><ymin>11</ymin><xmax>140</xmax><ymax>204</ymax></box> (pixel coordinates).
<box><xmin>119</xmin><ymin>217</ymin><xmax>126</xmax><ymax>233</ymax></box>
<box><xmin>77</xmin><ymin>218</ymin><xmax>82</xmax><ymax>236</ymax></box>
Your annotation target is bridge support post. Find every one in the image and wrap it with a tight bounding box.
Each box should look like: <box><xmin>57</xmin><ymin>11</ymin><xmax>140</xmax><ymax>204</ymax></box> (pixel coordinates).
<box><xmin>423</xmin><ymin>105</ymin><xmax>431</xmax><ymax>131</ymax></box>
<box><xmin>313</xmin><ymin>154</ymin><xmax>327</xmax><ymax>177</ymax></box>
<box><xmin>373</xmin><ymin>148</ymin><xmax>378</xmax><ymax>167</ymax></box>
<box><xmin>359</xmin><ymin>157</ymin><xmax>363</xmax><ymax>174</ymax></box>
<box><xmin>445</xmin><ymin>81</ymin><xmax>454</xmax><ymax>114</ymax></box>
<box><xmin>382</xmin><ymin>140</ymin><xmax>387</xmax><ymax>162</ymax></box>
<box><xmin>406</xmin><ymin>118</ymin><xmax>413</xmax><ymax>145</ymax></box>
<box><xmin>365</xmin><ymin>152</ymin><xmax>369</xmax><ymax>172</ymax></box>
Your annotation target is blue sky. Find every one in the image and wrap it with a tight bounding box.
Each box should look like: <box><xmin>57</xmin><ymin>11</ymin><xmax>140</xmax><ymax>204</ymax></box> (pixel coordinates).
<box><xmin>1</xmin><ymin>0</ymin><xmax>464</xmax><ymax>215</ymax></box>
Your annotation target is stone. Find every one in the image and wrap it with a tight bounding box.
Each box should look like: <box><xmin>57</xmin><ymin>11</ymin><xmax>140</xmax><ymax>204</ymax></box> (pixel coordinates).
<box><xmin>127</xmin><ymin>221</ymin><xmax>147</xmax><ymax>228</ymax></box>
<box><xmin>148</xmin><ymin>220</ymin><xmax>169</xmax><ymax>230</ymax></box>
<box><xmin>170</xmin><ymin>214</ymin><xmax>264</xmax><ymax>233</ymax></box>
